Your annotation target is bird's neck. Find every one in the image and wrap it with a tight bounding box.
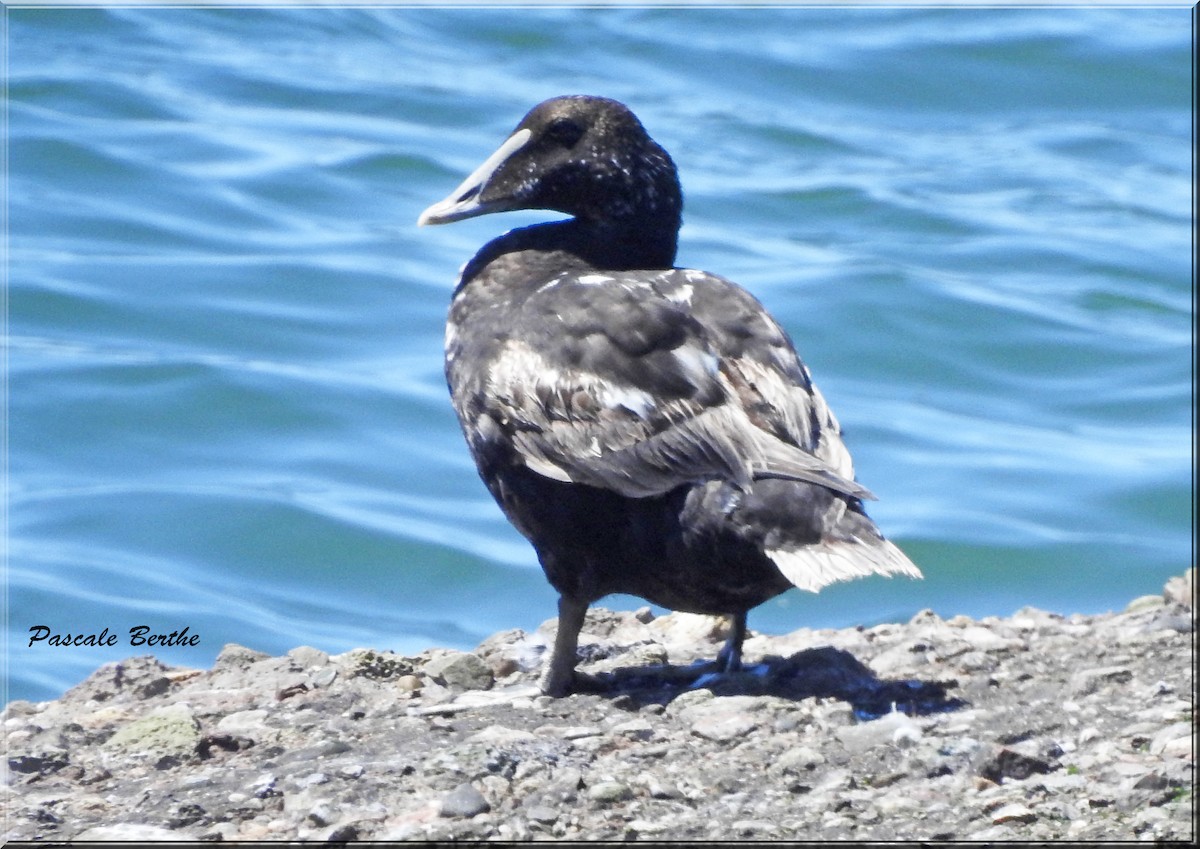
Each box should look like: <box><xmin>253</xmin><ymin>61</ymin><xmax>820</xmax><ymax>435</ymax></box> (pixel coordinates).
<box><xmin>530</xmin><ymin>216</ymin><xmax>680</xmax><ymax>271</ymax></box>
<box><xmin>456</xmin><ymin>216</ymin><xmax>679</xmax><ymax>294</ymax></box>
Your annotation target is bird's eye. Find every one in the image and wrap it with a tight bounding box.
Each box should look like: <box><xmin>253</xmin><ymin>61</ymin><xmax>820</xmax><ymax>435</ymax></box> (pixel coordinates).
<box><xmin>545</xmin><ymin>117</ymin><xmax>585</xmax><ymax>149</ymax></box>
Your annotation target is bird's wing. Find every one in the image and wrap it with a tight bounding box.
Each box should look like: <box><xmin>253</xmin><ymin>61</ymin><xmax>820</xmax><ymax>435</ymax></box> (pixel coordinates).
<box><xmin>479</xmin><ymin>268</ymin><xmax>873</xmax><ymax>501</ymax></box>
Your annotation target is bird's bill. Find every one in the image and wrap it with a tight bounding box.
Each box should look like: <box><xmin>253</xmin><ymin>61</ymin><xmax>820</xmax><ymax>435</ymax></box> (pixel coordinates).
<box><xmin>417</xmin><ymin>128</ymin><xmax>533</xmax><ymax>226</ymax></box>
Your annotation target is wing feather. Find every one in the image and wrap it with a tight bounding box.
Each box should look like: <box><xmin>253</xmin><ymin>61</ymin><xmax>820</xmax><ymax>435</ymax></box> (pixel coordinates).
<box><xmin>476</xmin><ymin>268</ymin><xmax>872</xmax><ymax>501</ymax></box>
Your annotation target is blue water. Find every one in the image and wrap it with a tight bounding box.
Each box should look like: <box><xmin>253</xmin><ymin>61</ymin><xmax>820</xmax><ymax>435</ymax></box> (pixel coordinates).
<box><xmin>4</xmin><ymin>6</ymin><xmax>1192</xmax><ymax>704</ymax></box>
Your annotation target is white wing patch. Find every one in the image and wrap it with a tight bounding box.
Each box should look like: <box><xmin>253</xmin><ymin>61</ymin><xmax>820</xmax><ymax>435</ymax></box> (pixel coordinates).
<box><xmin>487</xmin><ymin>339</ymin><xmax>658</xmax><ymax>421</ymax></box>
<box><xmin>672</xmin><ymin>344</ymin><xmax>719</xmax><ymax>387</ymax></box>
<box><xmin>487</xmin><ymin>340</ymin><xmax>566</xmax><ymax>401</ymax></box>
<box><xmin>665</xmin><ymin>283</ymin><xmax>694</xmax><ymax>305</ymax></box>
<box><xmin>599</xmin><ymin>385</ymin><xmax>656</xmax><ymax>418</ymax></box>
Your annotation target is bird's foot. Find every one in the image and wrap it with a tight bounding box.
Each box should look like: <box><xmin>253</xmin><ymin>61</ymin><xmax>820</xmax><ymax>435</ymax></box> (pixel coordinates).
<box><xmin>689</xmin><ymin>661</ymin><xmax>771</xmax><ymax>691</ymax></box>
<box><xmin>538</xmin><ymin>667</ymin><xmax>609</xmax><ymax>697</ymax></box>
<box><xmin>538</xmin><ymin>665</ymin><xmax>576</xmax><ymax>698</ymax></box>
<box><xmin>714</xmin><ymin>644</ymin><xmax>742</xmax><ymax>674</ymax></box>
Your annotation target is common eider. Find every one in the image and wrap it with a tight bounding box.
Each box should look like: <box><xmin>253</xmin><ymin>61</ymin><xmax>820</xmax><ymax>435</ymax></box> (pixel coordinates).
<box><xmin>418</xmin><ymin>95</ymin><xmax>921</xmax><ymax>697</ymax></box>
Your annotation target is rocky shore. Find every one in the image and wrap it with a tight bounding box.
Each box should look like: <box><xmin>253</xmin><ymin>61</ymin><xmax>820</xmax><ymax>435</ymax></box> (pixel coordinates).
<box><xmin>4</xmin><ymin>571</ymin><xmax>1194</xmax><ymax>843</ymax></box>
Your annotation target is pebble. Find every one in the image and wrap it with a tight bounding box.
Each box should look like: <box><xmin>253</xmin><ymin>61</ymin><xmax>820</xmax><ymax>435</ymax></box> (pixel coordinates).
<box><xmin>3</xmin><ymin>574</ymin><xmax>1192</xmax><ymax>843</ymax></box>
<box><xmin>524</xmin><ymin>804</ymin><xmax>559</xmax><ymax>824</ymax></box>
<box><xmin>439</xmin><ymin>783</ymin><xmax>490</xmax><ymax>818</ymax></box>
<box><xmin>75</xmin><ymin>823</ymin><xmax>197</xmax><ymax>841</ymax></box>
<box><xmin>311</xmin><ymin>668</ymin><xmax>338</xmax><ymax>689</ymax></box>
<box><xmin>424</xmin><ymin>652</ymin><xmax>494</xmax><ymax>691</ymax></box>
<box><xmin>586</xmin><ymin>781</ymin><xmax>634</xmax><ymax>804</ymax></box>
<box><xmin>396</xmin><ymin>675</ymin><xmax>422</xmax><ymax>693</ymax></box>
<box><xmin>216</xmin><ymin>709</ymin><xmax>269</xmax><ymax>733</ymax></box>
<box><xmin>991</xmin><ymin>802</ymin><xmax>1037</xmax><ymax>824</ymax></box>
<box><xmin>691</xmin><ymin>711</ymin><xmax>760</xmax><ymax>742</ymax></box>
<box><xmin>102</xmin><ymin>702</ymin><xmax>199</xmax><ymax>758</ymax></box>
<box><xmin>1148</xmin><ymin>722</ymin><xmax>1191</xmax><ymax>755</ymax></box>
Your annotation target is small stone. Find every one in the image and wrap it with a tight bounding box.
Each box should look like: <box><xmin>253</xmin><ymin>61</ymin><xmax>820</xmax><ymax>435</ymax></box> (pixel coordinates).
<box><xmin>611</xmin><ymin>718</ymin><xmax>654</xmax><ymax>740</ymax></box>
<box><xmin>526</xmin><ymin>804</ymin><xmax>558</xmax><ymax>824</ymax></box>
<box><xmin>424</xmin><ymin>652</ymin><xmax>494</xmax><ymax>691</ymax></box>
<box><xmin>587</xmin><ymin>781</ymin><xmax>634</xmax><ymax>804</ymax></box>
<box><xmin>1132</xmin><ymin>772</ymin><xmax>1168</xmax><ymax>791</ymax></box>
<box><xmin>214</xmin><ymin>643</ymin><xmax>271</xmax><ymax>671</ymax></box>
<box><xmin>311</xmin><ymin>667</ymin><xmax>338</xmax><ymax>688</ymax></box>
<box><xmin>535</xmin><ymin>723</ymin><xmax>603</xmax><ymax>739</ymax></box>
<box><xmin>634</xmin><ymin>606</ymin><xmax>656</xmax><ymax>623</ymax></box>
<box><xmin>103</xmin><ymin>703</ymin><xmax>200</xmax><ymax>758</ymax></box>
<box><xmin>307</xmin><ymin>804</ymin><xmax>334</xmax><ymax>827</ymax></box>
<box><xmin>326</xmin><ymin>824</ymin><xmax>360</xmax><ymax>843</ymax></box>
<box><xmin>1149</xmin><ymin>722</ymin><xmax>1191</xmax><ymax>755</ymax></box>
<box><xmin>560</xmin><ymin>725</ymin><xmax>604</xmax><ymax>740</ymax></box>
<box><xmin>288</xmin><ymin>645</ymin><xmax>330</xmax><ymax>668</ymax></box>
<box><xmin>691</xmin><ymin>712</ymin><xmax>759</xmax><ymax>742</ymax></box>
<box><xmin>1070</xmin><ymin>666</ymin><xmax>1132</xmax><ymax>696</ymax></box>
<box><xmin>664</xmin><ymin>688</ymin><xmax>714</xmax><ymax>714</ymax></box>
<box><xmin>1159</xmin><ymin>735</ymin><xmax>1192</xmax><ymax>760</ymax></box>
<box><xmin>770</xmin><ymin>745</ymin><xmax>825</xmax><ymax>774</ymax></box>
<box><xmin>1125</xmin><ymin>594</ymin><xmax>1166</xmax><ymax>613</ymax></box>
<box><xmin>976</xmin><ymin>746</ymin><xmax>1055</xmax><ymax>784</ymax></box>
<box><xmin>439</xmin><ymin>782</ymin><xmax>490</xmax><ymax>818</ymax></box>
<box><xmin>991</xmin><ymin>802</ymin><xmax>1036</xmax><ymax>824</ymax></box>
<box><xmin>959</xmin><ymin>626</ymin><xmax>1020</xmax><ymax>651</ymax></box>
<box><xmin>646</xmin><ymin>779</ymin><xmax>683</xmax><ymax>799</ymax></box>
<box><xmin>75</xmin><ymin>824</ymin><xmax>198</xmax><ymax>840</ymax></box>
<box><xmin>200</xmin><ymin>822</ymin><xmax>239</xmax><ymax>841</ymax></box>
<box><xmin>836</xmin><ymin>711</ymin><xmax>922</xmax><ymax>753</ymax></box>
<box><xmin>216</xmin><ymin>709</ymin><xmax>269</xmax><ymax>733</ymax></box>
<box><xmin>1135</xmin><ymin>807</ymin><xmax>1169</xmax><ymax>828</ymax></box>
<box><xmin>396</xmin><ymin>674</ymin><xmax>422</xmax><ymax>692</ymax></box>
<box><xmin>1162</xmin><ymin>569</ymin><xmax>1193</xmax><ymax>608</ymax></box>
<box><xmin>732</xmin><ymin>819</ymin><xmax>778</xmax><ymax>835</ymax></box>
<box><xmin>468</xmin><ymin>725</ymin><xmax>537</xmax><ymax>744</ymax></box>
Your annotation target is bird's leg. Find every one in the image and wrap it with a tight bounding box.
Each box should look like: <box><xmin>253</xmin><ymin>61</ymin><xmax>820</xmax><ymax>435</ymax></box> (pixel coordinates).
<box><xmin>714</xmin><ymin>611</ymin><xmax>747</xmax><ymax>673</ymax></box>
<box><xmin>538</xmin><ymin>594</ymin><xmax>588</xmax><ymax>697</ymax></box>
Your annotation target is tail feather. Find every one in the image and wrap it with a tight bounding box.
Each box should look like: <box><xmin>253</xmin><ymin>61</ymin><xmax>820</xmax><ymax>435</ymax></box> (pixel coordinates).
<box><xmin>767</xmin><ymin>535</ymin><xmax>922</xmax><ymax>594</ymax></box>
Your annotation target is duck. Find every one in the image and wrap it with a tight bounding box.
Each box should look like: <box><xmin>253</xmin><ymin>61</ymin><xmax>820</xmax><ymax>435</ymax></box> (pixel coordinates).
<box><xmin>418</xmin><ymin>95</ymin><xmax>921</xmax><ymax>697</ymax></box>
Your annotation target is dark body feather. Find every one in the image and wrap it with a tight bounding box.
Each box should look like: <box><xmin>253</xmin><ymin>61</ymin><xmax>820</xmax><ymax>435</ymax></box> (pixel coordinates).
<box><xmin>420</xmin><ymin>96</ymin><xmax>920</xmax><ymax>695</ymax></box>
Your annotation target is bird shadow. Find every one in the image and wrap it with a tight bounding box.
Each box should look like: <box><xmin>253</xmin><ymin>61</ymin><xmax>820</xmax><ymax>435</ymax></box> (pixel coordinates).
<box><xmin>575</xmin><ymin>645</ymin><xmax>968</xmax><ymax>720</ymax></box>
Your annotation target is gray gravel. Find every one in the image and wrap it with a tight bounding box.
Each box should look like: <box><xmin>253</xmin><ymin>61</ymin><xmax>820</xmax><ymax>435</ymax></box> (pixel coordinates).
<box><xmin>3</xmin><ymin>570</ymin><xmax>1193</xmax><ymax>842</ymax></box>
